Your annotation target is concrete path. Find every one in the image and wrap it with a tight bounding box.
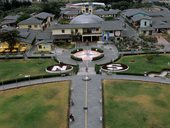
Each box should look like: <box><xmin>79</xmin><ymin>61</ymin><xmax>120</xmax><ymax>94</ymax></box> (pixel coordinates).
<box><xmin>156</xmin><ymin>35</ymin><xmax>169</xmax><ymax>45</ymax></box>
<box><xmin>156</xmin><ymin>35</ymin><xmax>170</xmax><ymax>52</ymax></box>
<box><xmin>70</xmin><ymin>75</ymin><xmax>102</xmax><ymax>128</ymax></box>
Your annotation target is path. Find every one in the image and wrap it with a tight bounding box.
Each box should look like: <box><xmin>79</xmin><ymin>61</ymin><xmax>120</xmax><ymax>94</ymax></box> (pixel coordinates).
<box><xmin>156</xmin><ymin>35</ymin><xmax>170</xmax><ymax>52</ymax></box>
<box><xmin>156</xmin><ymin>35</ymin><xmax>169</xmax><ymax>45</ymax></box>
<box><xmin>70</xmin><ymin>75</ymin><xmax>102</xmax><ymax>128</ymax></box>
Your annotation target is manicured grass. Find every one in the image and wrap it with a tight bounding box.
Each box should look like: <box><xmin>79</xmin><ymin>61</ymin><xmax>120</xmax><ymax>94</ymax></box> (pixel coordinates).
<box><xmin>0</xmin><ymin>81</ymin><xmax>69</xmax><ymax>128</ymax></box>
<box><xmin>103</xmin><ymin>80</ymin><xmax>170</xmax><ymax>128</ymax></box>
<box><xmin>116</xmin><ymin>54</ymin><xmax>170</xmax><ymax>74</ymax></box>
<box><xmin>0</xmin><ymin>59</ymin><xmax>57</xmax><ymax>81</ymax></box>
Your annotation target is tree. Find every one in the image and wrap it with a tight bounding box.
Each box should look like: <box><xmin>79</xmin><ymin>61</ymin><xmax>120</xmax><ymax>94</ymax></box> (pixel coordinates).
<box><xmin>42</xmin><ymin>0</ymin><xmax>48</xmax><ymax>3</ymax></box>
<box><xmin>17</xmin><ymin>13</ymin><xmax>30</xmax><ymax>23</ymax></box>
<box><xmin>0</xmin><ymin>30</ymin><xmax>19</xmax><ymax>51</ymax></box>
<box><xmin>41</xmin><ymin>2</ymin><xmax>65</xmax><ymax>18</ymax></box>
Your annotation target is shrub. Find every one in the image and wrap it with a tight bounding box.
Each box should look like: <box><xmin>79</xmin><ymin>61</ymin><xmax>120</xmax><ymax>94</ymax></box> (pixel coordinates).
<box><xmin>92</xmin><ymin>54</ymin><xmax>104</xmax><ymax>61</ymax></box>
<box><xmin>71</xmin><ymin>48</ymin><xmax>83</xmax><ymax>54</ymax></box>
<box><xmin>91</xmin><ymin>47</ymin><xmax>104</xmax><ymax>53</ymax></box>
<box><xmin>70</xmin><ymin>55</ymin><xmax>82</xmax><ymax>61</ymax></box>
<box><xmin>95</xmin><ymin>64</ymin><xmax>101</xmax><ymax>74</ymax></box>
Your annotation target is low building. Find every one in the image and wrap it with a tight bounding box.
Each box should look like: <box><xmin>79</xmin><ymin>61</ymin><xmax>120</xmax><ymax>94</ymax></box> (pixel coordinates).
<box><xmin>94</xmin><ymin>9</ymin><xmax>120</xmax><ymax>19</ymax></box>
<box><xmin>52</xmin><ymin>14</ymin><xmax>124</xmax><ymax>43</ymax></box>
<box><xmin>36</xmin><ymin>32</ymin><xmax>53</xmax><ymax>52</ymax></box>
<box><xmin>0</xmin><ymin>15</ymin><xmax>20</xmax><ymax>27</ymax></box>
<box><xmin>123</xmin><ymin>7</ymin><xmax>170</xmax><ymax>35</ymax></box>
<box><xmin>18</xmin><ymin>12</ymin><xmax>55</xmax><ymax>30</ymax></box>
<box><xmin>0</xmin><ymin>27</ymin><xmax>36</xmax><ymax>53</ymax></box>
<box><xmin>62</xmin><ymin>10</ymin><xmax>80</xmax><ymax>20</ymax></box>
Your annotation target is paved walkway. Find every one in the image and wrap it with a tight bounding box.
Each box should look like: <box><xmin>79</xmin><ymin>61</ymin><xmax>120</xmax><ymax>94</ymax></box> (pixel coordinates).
<box><xmin>156</xmin><ymin>35</ymin><xmax>169</xmax><ymax>45</ymax></box>
<box><xmin>70</xmin><ymin>75</ymin><xmax>102</xmax><ymax>128</ymax></box>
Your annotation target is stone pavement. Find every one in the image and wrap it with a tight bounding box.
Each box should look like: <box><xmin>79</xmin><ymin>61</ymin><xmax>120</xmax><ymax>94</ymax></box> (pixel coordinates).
<box><xmin>70</xmin><ymin>75</ymin><xmax>103</xmax><ymax>128</ymax></box>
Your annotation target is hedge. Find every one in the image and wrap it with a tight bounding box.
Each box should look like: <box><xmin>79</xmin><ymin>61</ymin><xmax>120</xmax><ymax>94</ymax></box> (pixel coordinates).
<box><xmin>71</xmin><ymin>48</ymin><xmax>83</xmax><ymax>54</ymax></box>
<box><xmin>1</xmin><ymin>74</ymin><xmax>62</xmax><ymax>85</ymax></box>
<box><xmin>95</xmin><ymin>64</ymin><xmax>101</xmax><ymax>74</ymax></box>
<box><xmin>70</xmin><ymin>55</ymin><xmax>82</xmax><ymax>61</ymax></box>
<box><xmin>92</xmin><ymin>54</ymin><xmax>104</xmax><ymax>61</ymax></box>
<box><xmin>91</xmin><ymin>47</ymin><xmax>104</xmax><ymax>53</ymax></box>
<box><xmin>115</xmin><ymin>72</ymin><xmax>144</xmax><ymax>76</ymax></box>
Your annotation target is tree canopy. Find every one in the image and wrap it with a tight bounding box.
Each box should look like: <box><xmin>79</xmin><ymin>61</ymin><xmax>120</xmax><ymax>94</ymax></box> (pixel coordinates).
<box><xmin>0</xmin><ymin>30</ymin><xmax>20</xmax><ymax>51</ymax></box>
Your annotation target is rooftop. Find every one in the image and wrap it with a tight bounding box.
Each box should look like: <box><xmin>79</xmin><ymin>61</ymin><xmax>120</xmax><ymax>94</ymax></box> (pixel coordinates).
<box><xmin>34</xmin><ymin>12</ymin><xmax>55</xmax><ymax>20</ymax></box>
<box><xmin>101</xmin><ymin>20</ymin><xmax>124</xmax><ymax>31</ymax></box>
<box><xmin>123</xmin><ymin>9</ymin><xmax>148</xmax><ymax>17</ymax></box>
<box><xmin>70</xmin><ymin>14</ymin><xmax>104</xmax><ymax>24</ymax></box>
<box><xmin>18</xmin><ymin>17</ymin><xmax>43</xmax><ymax>25</ymax></box>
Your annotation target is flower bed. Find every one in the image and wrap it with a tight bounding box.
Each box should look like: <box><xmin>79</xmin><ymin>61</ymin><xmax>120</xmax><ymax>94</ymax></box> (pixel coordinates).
<box><xmin>71</xmin><ymin>48</ymin><xmax>104</xmax><ymax>61</ymax></box>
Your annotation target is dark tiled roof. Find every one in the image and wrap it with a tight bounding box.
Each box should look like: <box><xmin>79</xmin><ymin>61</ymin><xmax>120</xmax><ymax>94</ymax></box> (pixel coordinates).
<box><xmin>53</xmin><ymin>35</ymin><xmax>72</xmax><ymax>39</ymax></box>
<box><xmin>36</xmin><ymin>31</ymin><xmax>52</xmax><ymax>40</ymax></box>
<box><xmin>53</xmin><ymin>23</ymin><xmax>101</xmax><ymax>29</ymax></box>
<box><xmin>64</xmin><ymin>10</ymin><xmax>80</xmax><ymax>16</ymax></box>
<box><xmin>132</xmin><ymin>15</ymin><xmax>151</xmax><ymax>22</ymax></box>
<box><xmin>34</xmin><ymin>12</ymin><xmax>55</xmax><ymax>20</ymax></box>
<box><xmin>139</xmin><ymin>27</ymin><xmax>154</xmax><ymax>31</ymax></box>
<box><xmin>3</xmin><ymin>15</ymin><xmax>20</xmax><ymax>20</ymax></box>
<box><xmin>18</xmin><ymin>17</ymin><xmax>43</xmax><ymax>25</ymax></box>
<box><xmin>123</xmin><ymin>9</ymin><xmax>148</xmax><ymax>17</ymax></box>
<box><xmin>18</xmin><ymin>29</ymin><xmax>36</xmax><ymax>44</ymax></box>
<box><xmin>94</xmin><ymin>9</ymin><xmax>120</xmax><ymax>15</ymax></box>
<box><xmin>101</xmin><ymin>20</ymin><xmax>124</xmax><ymax>31</ymax></box>
<box><xmin>1</xmin><ymin>19</ymin><xmax>17</xmax><ymax>25</ymax></box>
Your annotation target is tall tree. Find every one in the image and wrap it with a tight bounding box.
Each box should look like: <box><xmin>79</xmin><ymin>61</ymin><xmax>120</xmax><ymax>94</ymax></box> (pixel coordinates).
<box><xmin>0</xmin><ymin>30</ymin><xmax>19</xmax><ymax>51</ymax></box>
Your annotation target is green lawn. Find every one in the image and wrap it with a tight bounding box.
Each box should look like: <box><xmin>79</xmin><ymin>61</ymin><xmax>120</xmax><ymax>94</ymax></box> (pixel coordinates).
<box><xmin>103</xmin><ymin>80</ymin><xmax>170</xmax><ymax>128</ymax></box>
<box><xmin>0</xmin><ymin>81</ymin><xmax>69</xmax><ymax>128</ymax></box>
<box><xmin>116</xmin><ymin>54</ymin><xmax>170</xmax><ymax>74</ymax></box>
<box><xmin>0</xmin><ymin>59</ymin><xmax>57</xmax><ymax>81</ymax></box>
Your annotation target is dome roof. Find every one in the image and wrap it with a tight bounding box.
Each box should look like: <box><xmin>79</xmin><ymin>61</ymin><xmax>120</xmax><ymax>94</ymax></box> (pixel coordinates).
<box><xmin>70</xmin><ymin>14</ymin><xmax>104</xmax><ymax>24</ymax></box>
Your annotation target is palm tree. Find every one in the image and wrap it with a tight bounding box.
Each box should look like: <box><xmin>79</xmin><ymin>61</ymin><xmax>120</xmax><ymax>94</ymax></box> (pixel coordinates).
<box><xmin>0</xmin><ymin>30</ymin><xmax>19</xmax><ymax>52</ymax></box>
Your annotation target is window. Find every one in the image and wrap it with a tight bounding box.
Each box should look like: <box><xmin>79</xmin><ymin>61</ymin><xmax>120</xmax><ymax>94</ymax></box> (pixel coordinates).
<box><xmin>144</xmin><ymin>21</ymin><xmax>147</xmax><ymax>26</ymax></box>
<box><xmin>86</xmin><ymin>8</ymin><xmax>88</xmax><ymax>13</ymax></box>
<box><xmin>96</xmin><ymin>28</ymin><xmax>99</xmax><ymax>31</ymax></box>
<box><xmin>62</xmin><ymin>29</ymin><xmax>65</xmax><ymax>33</ymax></box>
<box><xmin>34</xmin><ymin>25</ymin><xmax>37</xmax><ymax>28</ymax></box>
<box><xmin>75</xmin><ymin>29</ymin><xmax>78</xmax><ymax>33</ymax></box>
<box><xmin>39</xmin><ymin>45</ymin><xmax>42</xmax><ymax>49</ymax></box>
<box><xmin>28</xmin><ymin>25</ymin><xmax>31</xmax><ymax>28</ymax></box>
